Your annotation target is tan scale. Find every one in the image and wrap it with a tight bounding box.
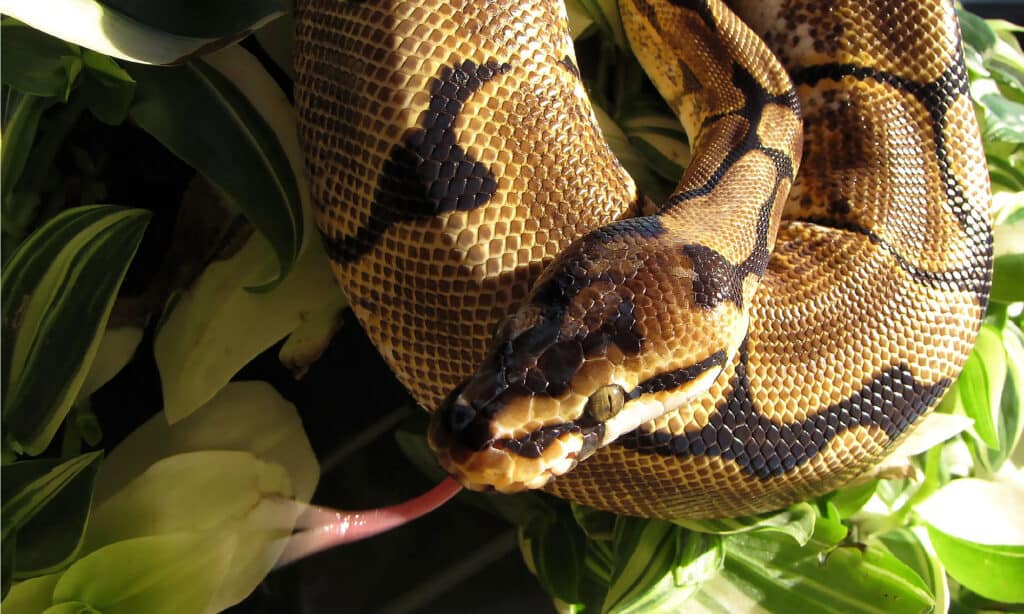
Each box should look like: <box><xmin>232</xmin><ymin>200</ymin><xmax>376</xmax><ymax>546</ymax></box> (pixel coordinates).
<box><xmin>294</xmin><ymin>0</ymin><xmax>992</xmax><ymax>519</ymax></box>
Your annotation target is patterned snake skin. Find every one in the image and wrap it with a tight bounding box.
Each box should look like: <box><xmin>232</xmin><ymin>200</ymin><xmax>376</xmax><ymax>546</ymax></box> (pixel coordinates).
<box><xmin>294</xmin><ymin>0</ymin><xmax>993</xmax><ymax>518</ymax></box>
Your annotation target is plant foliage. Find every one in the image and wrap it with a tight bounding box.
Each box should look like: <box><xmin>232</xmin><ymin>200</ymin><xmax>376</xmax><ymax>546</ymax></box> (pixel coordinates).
<box><xmin>0</xmin><ymin>1</ymin><xmax>1021</xmax><ymax>612</ymax></box>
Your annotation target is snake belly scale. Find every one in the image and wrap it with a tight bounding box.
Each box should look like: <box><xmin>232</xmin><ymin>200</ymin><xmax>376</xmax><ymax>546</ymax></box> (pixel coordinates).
<box><xmin>294</xmin><ymin>0</ymin><xmax>993</xmax><ymax>518</ymax></box>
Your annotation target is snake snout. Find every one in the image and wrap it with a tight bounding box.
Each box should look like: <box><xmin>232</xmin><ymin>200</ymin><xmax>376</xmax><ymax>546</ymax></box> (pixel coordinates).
<box><xmin>438</xmin><ymin>398</ymin><xmax>493</xmax><ymax>451</ymax></box>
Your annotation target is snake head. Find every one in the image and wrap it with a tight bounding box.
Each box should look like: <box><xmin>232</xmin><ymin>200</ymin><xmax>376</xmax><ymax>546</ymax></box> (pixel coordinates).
<box><xmin>428</xmin><ymin>219</ymin><xmax>739</xmax><ymax>493</ymax></box>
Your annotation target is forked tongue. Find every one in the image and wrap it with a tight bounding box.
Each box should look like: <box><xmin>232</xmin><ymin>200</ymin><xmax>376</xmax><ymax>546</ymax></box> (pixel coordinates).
<box><xmin>276</xmin><ymin>477</ymin><xmax>462</xmax><ymax>567</ymax></box>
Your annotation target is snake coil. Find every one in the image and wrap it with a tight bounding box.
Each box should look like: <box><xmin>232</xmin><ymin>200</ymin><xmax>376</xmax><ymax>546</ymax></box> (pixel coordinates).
<box><xmin>294</xmin><ymin>0</ymin><xmax>993</xmax><ymax>518</ymax></box>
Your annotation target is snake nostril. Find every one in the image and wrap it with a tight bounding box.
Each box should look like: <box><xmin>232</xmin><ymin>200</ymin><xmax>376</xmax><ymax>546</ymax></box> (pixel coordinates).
<box><xmin>447</xmin><ymin>401</ymin><xmax>477</xmax><ymax>434</ymax></box>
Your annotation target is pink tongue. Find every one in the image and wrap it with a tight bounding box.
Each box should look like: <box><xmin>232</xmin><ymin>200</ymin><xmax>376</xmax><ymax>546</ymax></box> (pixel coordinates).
<box><xmin>277</xmin><ymin>477</ymin><xmax>463</xmax><ymax>566</ymax></box>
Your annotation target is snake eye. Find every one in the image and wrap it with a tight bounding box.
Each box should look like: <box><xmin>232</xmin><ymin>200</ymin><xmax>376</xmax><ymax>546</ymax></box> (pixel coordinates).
<box><xmin>584</xmin><ymin>384</ymin><xmax>626</xmax><ymax>423</ymax></box>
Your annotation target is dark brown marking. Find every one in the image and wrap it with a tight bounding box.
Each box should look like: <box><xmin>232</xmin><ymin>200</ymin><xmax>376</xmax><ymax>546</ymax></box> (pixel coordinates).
<box><xmin>556</xmin><ymin>54</ymin><xmax>581</xmax><ymax>79</ymax></box>
<box><xmin>793</xmin><ymin>59</ymin><xmax>992</xmax><ymax>306</ymax></box>
<box><xmin>620</xmin><ymin>339</ymin><xmax>950</xmax><ymax>478</ymax></box>
<box><xmin>627</xmin><ymin>350</ymin><xmax>728</xmax><ymax>397</ymax></box>
<box><xmin>323</xmin><ymin>59</ymin><xmax>512</xmax><ymax>263</ymax></box>
<box><xmin>682</xmin><ymin>244</ymin><xmax>744</xmax><ymax>308</ymax></box>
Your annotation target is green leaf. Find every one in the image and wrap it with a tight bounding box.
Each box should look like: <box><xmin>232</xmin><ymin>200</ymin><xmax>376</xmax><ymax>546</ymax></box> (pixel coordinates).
<box><xmin>125</xmin><ymin>59</ymin><xmax>302</xmax><ymax>288</ymax></box>
<box><xmin>602</xmin><ymin>518</ymin><xmax>680</xmax><ymax>613</ymax></box>
<box><xmin>611</xmin><ymin>531</ymin><xmax>724</xmax><ymax>614</ymax></box>
<box><xmin>51</xmin><ymin>532</ymin><xmax>232</xmax><ymax>614</ymax></box>
<box><xmin>870</xmin><ymin>528</ymin><xmax>949</xmax><ymax>613</ymax></box>
<box><xmin>1</xmin><ymin>452</ymin><xmax>102</xmax><ymax>577</ymax></box>
<box><xmin>76</xmin><ymin>50</ymin><xmax>135</xmax><ymax>126</ymax></box>
<box><xmin>1</xmin><ymin>205</ymin><xmax>150</xmax><ymax>455</ymax></box>
<box><xmin>73</xmin><ymin>325</ymin><xmax>143</xmax><ymax>404</ymax></box>
<box><xmin>0</xmin><ymin>19</ymin><xmax>81</xmax><ymax>100</ymax></box>
<box><xmin>520</xmin><ymin>507</ymin><xmax>587</xmax><ymax>605</ymax></box>
<box><xmin>42</xmin><ymin>601</ymin><xmax>98</xmax><ymax>614</ymax></box>
<box><xmin>592</xmin><ymin>103</ymin><xmax>673</xmax><ymax>203</ymax></box>
<box><xmin>675</xmin><ymin>502</ymin><xmax>821</xmax><ymax>546</ymax></box>
<box><xmin>620</xmin><ymin>110</ymin><xmax>690</xmax><ymax>181</ymax></box>
<box><xmin>1</xmin><ymin>93</ymin><xmax>54</xmax><ymax>200</ymax></box>
<box><xmin>956</xmin><ymin>324</ymin><xmax>1007</xmax><ymax>451</ymax></box>
<box><xmin>827</xmin><ymin>480</ymin><xmax>879</xmax><ymax>518</ymax></box>
<box><xmin>980</xmin><ymin>91</ymin><xmax>1024</xmax><ymax>143</ymax></box>
<box><xmin>566</xmin><ymin>0</ymin><xmax>627</xmax><ymax>48</ymax></box>
<box><xmin>693</xmin><ymin>521</ymin><xmax>933</xmax><ymax>614</ymax></box>
<box><xmin>2</xmin><ymin>0</ymin><xmax>275</xmax><ymax>65</ymax></box>
<box><xmin>991</xmin><ymin>223</ymin><xmax>1024</xmax><ymax>303</ymax></box>
<box><xmin>926</xmin><ymin>527</ymin><xmax>1024</xmax><ymax>604</ymax></box>
<box><xmin>2</xmin><ymin>534</ymin><xmax>14</xmax><ymax>599</ymax></box>
<box><xmin>958</xmin><ymin>9</ymin><xmax>998</xmax><ymax>56</ymax></box>
<box><xmin>94</xmin><ymin>0</ymin><xmax>285</xmax><ymax>39</ymax></box>
<box><xmin>571</xmin><ymin>504</ymin><xmax>617</xmax><ymax>542</ymax></box>
<box><xmin>992</xmin><ymin>322</ymin><xmax>1024</xmax><ymax>469</ymax></box>
<box><xmin>1</xmin><ymin>452</ymin><xmax>101</xmax><ymax>542</ymax></box>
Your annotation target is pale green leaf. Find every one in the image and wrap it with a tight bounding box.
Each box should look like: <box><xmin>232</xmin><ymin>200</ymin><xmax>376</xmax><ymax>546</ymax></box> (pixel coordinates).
<box><xmin>154</xmin><ymin>233</ymin><xmax>338</xmax><ymax>422</ymax></box>
<box><xmin>95</xmin><ymin>0</ymin><xmax>285</xmax><ymax>39</ymax></box>
<box><xmin>83</xmin><ymin>451</ymin><xmax>293</xmax><ymax>551</ymax></box>
<box><xmin>1</xmin><ymin>573</ymin><xmax>61</xmax><ymax>614</ymax></box>
<box><xmin>592</xmin><ymin>103</ymin><xmax>675</xmax><ymax>203</ymax></box>
<box><xmin>957</xmin><ymin>324</ymin><xmax>1007</xmax><ymax>451</ymax></box>
<box><xmin>1</xmin><ymin>205</ymin><xmax>149</xmax><ymax>455</ymax></box>
<box><xmin>93</xmin><ymin>381</ymin><xmax>318</xmax><ymax>505</ymax></box>
<box><xmin>991</xmin><ymin>223</ymin><xmax>1024</xmax><ymax>303</ymax></box>
<box><xmin>83</xmin><ymin>451</ymin><xmax>299</xmax><ymax>611</ymax></box>
<box><xmin>675</xmin><ymin>502</ymin><xmax>820</xmax><ymax>547</ymax></box>
<box><xmin>1</xmin><ymin>0</ymin><xmax>279</xmax><ymax>65</ymax></box>
<box><xmin>916</xmin><ymin>477</ymin><xmax>1024</xmax><ymax>547</ymax></box>
<box><xmin>277</xmin><ymin>290</ymin><xmax>347</xmax><ymax>378</ymax></box>
<box><xmin>568</xmin><ymin>0</ymin><xmax>626</xmax><ymax>48</ymax></box>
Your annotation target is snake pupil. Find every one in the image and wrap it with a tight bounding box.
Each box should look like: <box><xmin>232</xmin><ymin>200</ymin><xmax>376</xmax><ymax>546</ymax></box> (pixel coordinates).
<box><xmin>584</xmin><ymin>385</ymin><xmax>626</xmax><ymax>423</ymax></box>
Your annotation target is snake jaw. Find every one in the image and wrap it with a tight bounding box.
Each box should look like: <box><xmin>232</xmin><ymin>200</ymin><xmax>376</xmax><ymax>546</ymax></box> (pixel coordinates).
<box><xmin>429</xmin><ymin>418</ymin><xmax>597</xmax><ymax>492</ymax></box>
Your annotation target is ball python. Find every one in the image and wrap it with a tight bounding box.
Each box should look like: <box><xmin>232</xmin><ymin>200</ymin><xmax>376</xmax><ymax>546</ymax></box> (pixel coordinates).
<box><xmin>293</xmin><ymin>0</ymin><xmax>993</xmax><ymax>518</ymax></box>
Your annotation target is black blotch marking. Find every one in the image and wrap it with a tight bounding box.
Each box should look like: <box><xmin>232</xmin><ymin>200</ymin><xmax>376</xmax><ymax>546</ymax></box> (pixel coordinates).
<box><xmin>557</xmin><ymin>54</ymin><xmax>581</xmax><ymax>80</ymax></box>
<box><xmin>683</xmin><ymin>244</ymin><xmax>744</xmax><ymax>308</ymax></box>
<box><xmin>801</xmin><ymin>216</ymin><xmax>987</xmax><ymax>296</ymax></box>
<box><xmin>665</xmin><ymin>62</ymin><xmax>798</xmax><ymax>285</ymax></box>
<box><xmin>793</xmin><ymin>57</ymin><xmax>992</xmax><ymax>306</ymax></box>
<box><xmin>828</xmin><ymin>198</ymin><xmax>852</xmax><ymax>215</ymax></box>
<box><xmin>323</xmin><ymin>59</ymin><xmax>512</xmax><ymax>263</ymax></box>
<box><xmin>620</xmin><ymin>339</ymin><xmax>950</xmax><ymax>478</ymax></box>
<box><xmin>627</xmin><ymin>350</ymin><xmax>728</xmax><ymax>398</ymax></box>
<box><xmin>495</xmin><ymin>422</ymin><xmax>606</xmax><ymax>459</ymax></box>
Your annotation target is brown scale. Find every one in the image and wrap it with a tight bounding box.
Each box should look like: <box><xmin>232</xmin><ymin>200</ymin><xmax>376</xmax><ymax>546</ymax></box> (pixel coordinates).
<box><xmin>295</xmin><ymin>0</ymin><xmax>640</xmax><ymax>408</ymax></box>
<box><xmin>294</xmin><ymin>0</ymin><xmax>992</xmax><ymax>519</ymax></box>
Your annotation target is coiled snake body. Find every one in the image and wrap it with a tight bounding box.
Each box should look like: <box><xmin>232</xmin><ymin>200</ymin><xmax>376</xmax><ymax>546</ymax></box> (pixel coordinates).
<box><xmin>294</xmin><ymin>0</ymin><xmax>993</xmax><ymax>518</ymax></box>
